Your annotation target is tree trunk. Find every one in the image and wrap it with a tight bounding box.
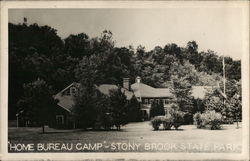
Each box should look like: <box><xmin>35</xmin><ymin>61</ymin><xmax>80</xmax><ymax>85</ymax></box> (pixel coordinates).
<box><xmin>236</xmin><ymin>121</ymin><xmax>239</xmax><ymax>129</ymax></box>
<box><xmin>42</xmin><ymin>125</ymin><xmax>45</xmax><ymax>134</ymax></box>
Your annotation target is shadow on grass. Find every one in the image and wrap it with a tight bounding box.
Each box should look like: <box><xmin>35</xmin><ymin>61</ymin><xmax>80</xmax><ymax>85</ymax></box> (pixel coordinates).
<box><xmin>39</xmin><ymin>131</ymin><xmax>73</xmax><ymax>134</ymax></box>
<box><xmin>80</xmin><ymin>128</ymin><xmax>126</xmax><ymax>132</ymax></box>
<box><xmin>152</xmin><ymin>128</ymin><xmax>184</xmax><ymax>131</ymax></box>
<box><xmin>37</xmin><ymin>128</ymin><xmax>127</xmax><ymax>134</ymax></box>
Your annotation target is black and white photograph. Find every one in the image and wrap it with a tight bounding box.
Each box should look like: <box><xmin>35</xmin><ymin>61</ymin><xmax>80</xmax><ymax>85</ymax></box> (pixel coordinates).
<box><xmin>0</xmin><ymin>1</ymin><xmax>249</xmax><ymax>160</ymax></box>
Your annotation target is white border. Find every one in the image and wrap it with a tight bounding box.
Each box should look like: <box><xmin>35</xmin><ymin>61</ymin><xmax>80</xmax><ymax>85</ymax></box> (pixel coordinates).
<box><xmin>1</xmin><ymin>1</ymin><xmax>249</xmax><ymax>160</ymax></box>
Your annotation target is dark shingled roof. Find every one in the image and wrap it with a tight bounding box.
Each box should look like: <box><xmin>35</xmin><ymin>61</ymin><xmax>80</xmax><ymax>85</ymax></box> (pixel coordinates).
<box><xmin>54</xmin><ymin>83</ymin><xmax>76</xmax><ymax>112</ymax></box>
<box><xmin>131</xmin><ymin>82</ymin><xmax>173</xmax><ymax>98</ymax></box>
<box><xmin>54</xmin><ymin>83</ymin><xmax>134</xmax><ymax>113</ymax></box>
<box><xmin>97</xmin><ymin>84</ymin><xmax>134</xmax><ymax>100</ymax></box>
<box><xmin>54</xmin><ymin>82</ymin><xmax>215</xmax><ymax>113</ymax></box>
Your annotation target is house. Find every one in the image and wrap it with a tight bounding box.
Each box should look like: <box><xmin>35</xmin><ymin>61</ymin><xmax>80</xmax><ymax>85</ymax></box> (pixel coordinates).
<box><xmin>52</xmin><ymin>82</ymin><xmax>134</xmax><ymax>128</ymax></box>
<box><xmin>52</xmin><ymin>76</ymin><xmax>214</xmax><ymax>128</ymax></box>
<box><xmin>131</xmin><ymin>77</ymin><xmax>214</xmax><ymax>119</ymax></box>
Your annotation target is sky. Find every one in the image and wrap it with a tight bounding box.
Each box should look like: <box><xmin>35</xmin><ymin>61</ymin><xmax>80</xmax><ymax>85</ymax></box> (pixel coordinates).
<box><xmin>9</xmin><ymin>8</ymin><xmax>243</xmax><ymax>60</ymax></box>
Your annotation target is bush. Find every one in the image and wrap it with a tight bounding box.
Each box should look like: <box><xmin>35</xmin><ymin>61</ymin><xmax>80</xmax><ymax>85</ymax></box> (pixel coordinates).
<box><xmin>183</xmin><ymin>112</ymin><xmax>193</xmax><ymax>125</ymax></box>
<box><xmin>193</xmin><ymin>112</ymin><xmax>203</xmax><ymax>128</ymax></box>
<box><xmin>150</xmin><ymin>116</ymin><xmax>165</xmax><ymax>130</ymax></box>
<box><xmin>194</xmin><ymin>110</ymin><xmax>222</xmax><ymax>130</ymax></box>
<box><xmin>203</xmin><ymin>110</ymin><xmax>222</xmax><ymax>130</ymax></box>
<box><xmin>150</xmin><ymin>111</ymin><xmax>185</xmax><ymax>130</ymax></box>
<box><xmin>163</xmin><ymin>114</ymin><xmax>173</xmax><ymax>130</ymax></box>
<box><xmin>222</xmin><ymin>117</ymin><xmax>234</xmax><ymax>124</ymax></box>
<box><xmin>171</xmin><ymin>111</ymin><xmax>184</xmax><ymax>129</ymax></box>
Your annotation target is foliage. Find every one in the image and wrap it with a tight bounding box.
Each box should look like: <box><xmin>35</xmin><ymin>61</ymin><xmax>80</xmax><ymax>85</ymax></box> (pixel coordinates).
<box><xmin>163</xmin><ymin>114</ymin><xmax>173</xmax><ymax>130</ymax></box>
<box><xmin>170</xmin><ymin>110</ymin><xmax>185</xmax><ymax>129</ymax></box>
<box><xmin>17</xmin><ymin>78</ymin><xmax>58</xmax><ymax>133</ymax></box>
<box><xmin>109</xmin><ymin>87</ymin><xmax>129</xmax><ymax>130</ymax></box>
<box><xmin>73</xmin><ymin>55</ymin><xmax>111</xmax><ymax>129</ymax></box>
<box><xmin>64</xmin><ymin>33</ymin><xmax>90</xmax><ymax>58</ymax></box>
<box><xmin>9</xmin><ymin>21</ymin><xmax>241</xmax><ymax>125</ymax></box>
<box><xmin>150</xmin><ymin>116</ymin><xmax>165</xmax><ymax>130</ymax></box>
<box><xmin>73</xmin><ymin>85</ymin><xmax>100</xmax><ymax>129</ymax></box>
<box><xmin>183</xmin><ymin>112</ymin><xmax>193</xmax><ymax>125</ymax></box>
<box><xmin>225</xmin><ymin>81</ymin><xmax>242</xmax><ymax>127</ymax></box>
<box><xmin>194</xmin><ymin>110</ymin><xmax>223</xmax><ymax>130</ymax></box>
<box><xmin>204</xmin><ymin>79</ymin><xmax>242</xmax><ymax>122</ymax></box>
<box><xmin>192</xmin><ymin>98</ymin><xmax>205</xmax><ymax>114</ymax></box>
<box><xmin>201</xmin><ymin>110</ymin><xmax>222</xmax><ymax>130</ymax></box>
<box><xmin>150</xmin><ymin>100</ymin><xmax>165</xmax><ymax>118</ymax></box>
<box><xmin>193</xmin><ymin>112</ymin><xmax>203</xmax><ymax>128</ymax></box>
<box><xmin>170</xmin><ymin>75</ymin><xmax>192</xmax><ymax>112</ymax></box>
<box><xmin>126</xmin><ymin>95</ymin><xmax>142</xmax><ymax>122</ymax></box>
<box><xmin>204</xmin><ymin>90</ymin><xmax>225</xmax><ymax>113</ymax></box>
<box><xmin>150</xmin><ymin>108</ymin><xmax>184</xmax><ymax>131</ymax></box>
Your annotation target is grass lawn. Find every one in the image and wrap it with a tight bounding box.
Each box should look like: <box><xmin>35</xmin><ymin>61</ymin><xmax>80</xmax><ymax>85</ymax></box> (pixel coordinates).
<box><xmin>8</xmin><ymin>121</ymin><xmax>242</xmax><ymax>153</ymax></box>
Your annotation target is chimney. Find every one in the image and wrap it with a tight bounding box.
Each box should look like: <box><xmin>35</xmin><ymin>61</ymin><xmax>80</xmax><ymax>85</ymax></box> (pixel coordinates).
<box><xmin>136</xmin><ymin>76</ymin><xmax>141</xmax><ymax>83</ymax></box>
<box><xmin>123</xmin><ymin>78</ymin><xmax>130</xmax><ymax>90</ymax></box>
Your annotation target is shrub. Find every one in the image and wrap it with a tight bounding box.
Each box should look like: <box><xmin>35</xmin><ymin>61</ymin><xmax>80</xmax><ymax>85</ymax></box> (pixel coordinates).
<box><xmin>183</xmin><ymin>112</ymin><xmax>193</xmax><ymax>125</ymax></box>
<box><xmin>150</xmin><ymin>111</ymin><xmax>185</xmax><ymax>130</ymax></box>
<box><xmin>150</xmin><ymin>115</ymin><xmax>165</xmax><ymax>130</ymax></box>
<box><xmin>171</xmin><ymin>110</ymin><xmax>184</xmax><ymax>129</ymax></box>
<box><xmin>195</xmin><ymin>110</ymin><xmax>222</xmax><ymax>130</ymax></box>
<box><xmin>203</xmin><ymin>110</ymin><xmax>222</xmax><ymax>130</ymax></box>
<box><xmin>222</xmin><ymin>117</ymin><xmax>234</xmax><ymax>124</ymax></box>
<box><xmin>163</xmin><ymin>114</ymin><xmax>173</xmax><ymax>130</ymax></box>
<box><xmin>193</xmin><ymin>112</ymin><xmax>203</xmax><ymax>128</ymax></box>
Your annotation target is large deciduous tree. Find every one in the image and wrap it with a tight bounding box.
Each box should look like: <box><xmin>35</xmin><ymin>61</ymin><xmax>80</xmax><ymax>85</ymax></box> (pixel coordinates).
<box><xmin>64</xmin><ymin>33</ymin><xmax>90</xmax><ymax>58</ymax></box>
<box><xmin>170</xmin><ymin>76</ymin><xmax>192</xmax><ymax>112</ymax></box>
<box><xmin>109</xmin><ymin>87</ymin><xmax>128</xmax><ymax>130</ymax></box>
<box><xmin>17</xmin><ymin>78</ymin><xmax>58</xmax><ymax>133</ymax></box>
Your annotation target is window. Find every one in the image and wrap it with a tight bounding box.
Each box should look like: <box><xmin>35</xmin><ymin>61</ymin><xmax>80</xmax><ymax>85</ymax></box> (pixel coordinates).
<box><xmin>56</xmin><ymin>115</ymin><xmax>64</xmax><ymax>125</ymax></box>
<box><xmin>149</xmin><ymin>99</ymin><xmax>153</xmax><ymax>104</ymax></box>
<box><xmin>156</xmin><ymin>99</ymin><xmax>159</xmax><ymax>104</ymax></box>
<box><xmin>70</xmin><ymin>87</ymin><xmax>76</xmax><ymax>96</ymax></box>
<box><xmin>164</xmin><ymin>99</ymin><xmax>169</xmax><ymax>104</ymax></box>
<box><xmin>144</xmin><ymin>99</ymin><xmax>148</xmax><ymax>104</ymax></box>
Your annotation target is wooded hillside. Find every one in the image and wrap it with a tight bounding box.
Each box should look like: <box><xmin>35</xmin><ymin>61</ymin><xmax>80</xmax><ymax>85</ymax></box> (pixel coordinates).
<box><xmin>9</xmin><ymin>22</ymin><xmax>241</xmax><ymax>120</ymax></box>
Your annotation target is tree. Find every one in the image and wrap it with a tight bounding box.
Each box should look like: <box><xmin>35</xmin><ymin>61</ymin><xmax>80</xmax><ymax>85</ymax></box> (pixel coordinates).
<box><xmin>150</xmin><ymin>100</ymin><xmax>165</xmax><ymax>118</ymax></box>
<box><xmin>8</xmin><ymin>22</ymin><xmax>64</xmax><ymax>120</ymax></box>
<box><xmin>227</xmin><ymin>91</ymin><xmax>242</xmax><ymax>128</ymax></box>
<box><xmin>109</xmin><ymin>87</ymin><xmax>128</xmax><ymax>130</ymax></box>
<box><xmin>73</xmin><ymin>84</ymin><xmax>110</xmax><ymax>129</ymax></box>
<box><xmin>203</xmin><ymin>86</ymin><xmax>226</xmax><ymax>114</ymax></box>
<box><xmin>170</xmin><ymin>75</ymin><xmax>193</xmax><ymax>112</ymax></box>
<box><xmin>127</xmin><ymin>95</ymin><xmax>141</xmax><ymax>122</ymax></box>
<box><xmin>17</xmin><ymin>78</ymin><xmax>58</xmax><ymax>133</ymax></box>
<box><xmin>75</xmin><ymin>55</ymin><xmax>101</xmax><ymax>85</ymax></box>
<box><xmin>64</xmin><ymin>33</ymin><xmax>90</xmax><ymax>58</ymax></box>
<box><xmin>186</xmin><ymin>41</ymin><xmax>202</xmax><ymax>66</ymax></box>
<box><xmin>73</xmin><ymin>55</ymin><xmax>105</xmax><ymax>129</ymax></box>
<box><xmin>204</xmin><ymin>78</ymin><xmax>242</xmax><ymax>124</ymax></box>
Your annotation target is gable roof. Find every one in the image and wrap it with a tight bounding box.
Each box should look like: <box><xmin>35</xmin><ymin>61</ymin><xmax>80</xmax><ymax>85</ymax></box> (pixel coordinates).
<box><xmin>131</xmin><ymin>82</ymin><xmax>214</xmax><ymax>99</ymax></box>
<box><xmin>54</xmin><ymin>81</ymin><xmax>217</xmax><ymax>113</ymax></box>
<box><xmin>54</xmin><ymin>83</ymin><xmax>134</xmax><ymax>113</ymax></box>
<box><xmin>131</xmin><ymin>82</ymin><xmax>173</xmax><ymax>98</ymax></box>
<box><xmin>97</xmin><ymin>84</ymin><xmax>134</xmax><ymax>100</ymax></box>
<box><xmin>54</xmin><ymin>83</ymin><xmax>76</xmax><ymax>112</ymax></box>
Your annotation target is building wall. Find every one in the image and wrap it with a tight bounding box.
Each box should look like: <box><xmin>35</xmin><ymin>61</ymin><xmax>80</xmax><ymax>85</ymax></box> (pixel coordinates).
<box><xmin>50</xmin><ymin>105</ymin><xmax>74</xmax><ymax>129</ymax></box>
